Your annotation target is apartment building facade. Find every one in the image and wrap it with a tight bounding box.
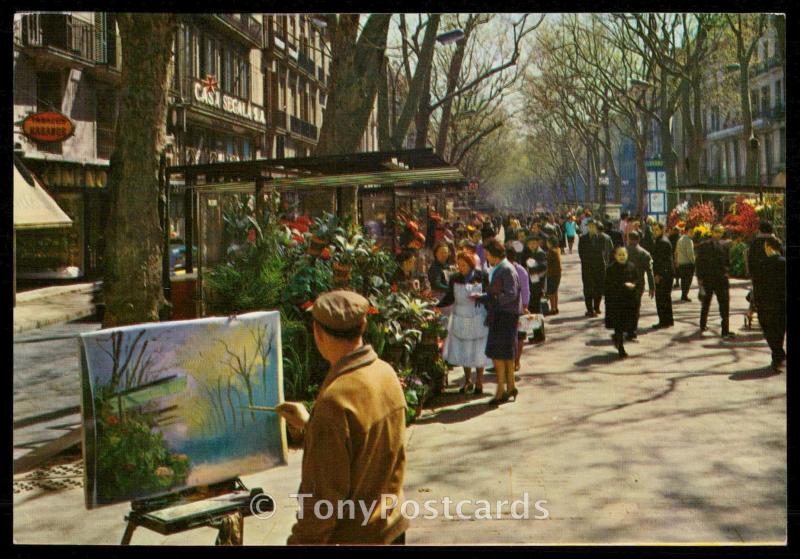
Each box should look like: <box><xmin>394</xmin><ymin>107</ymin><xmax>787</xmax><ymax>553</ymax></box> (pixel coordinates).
<box><xmin>701</xmin><ymin>25</ymin><xmax>785</xmax><ymax>187</ymax></box>
<box><xmin>13</xmin><ymin>12</ymin><xmax>121</xmax><ymax>280</ymax></box>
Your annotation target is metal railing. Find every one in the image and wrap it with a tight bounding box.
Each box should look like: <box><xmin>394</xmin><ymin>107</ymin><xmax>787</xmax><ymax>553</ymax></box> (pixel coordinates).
<box><xmin>215</xmin><ymin>14</ymin><xmax>263</xmax><ymax>46</ymax></box>
<box><xmin>298</xmin><ymin>51</ymin><xmax>316</xmax><ymax>75</ymax></box>
<box><xmin>290</xmin><ymin>115</ymin><xmax>317</xmax><ymax>140</ymax></box>
<box><xmin>274</xmin><ymin>109</ymin><xmax>287</xmax><ymax>129</ymax></box>
<box><xmin>19</xmin><ymin>13</ymin><xmax>95</xmax><ymax>63</ymax></box>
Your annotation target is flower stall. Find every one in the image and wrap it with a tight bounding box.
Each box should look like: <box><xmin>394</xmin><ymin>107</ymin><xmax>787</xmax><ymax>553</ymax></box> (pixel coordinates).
<box><xmin>163</xmin><ymin>150</ymin><xmax>467</xmax><ymax>423</ymax></box>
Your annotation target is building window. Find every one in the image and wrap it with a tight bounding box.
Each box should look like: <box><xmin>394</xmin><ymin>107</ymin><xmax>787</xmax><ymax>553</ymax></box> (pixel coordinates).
<box><xmin>774</xmin><ymin>79</ymin><xmax>783</xmax><ymax>109</ymax></box>
<box><xmin>761</xmin><ymin>85</ymin><xmax>770</xmax><ymax>114</ymax></box>
<box><xmin>779</xmin><ymin>128</ymin><xmax>785</xmax><ymax>163</ymax></box>
<box><xmin>221</xmin><ymin>48</ymin><xmax>233</xmax><ymax>92</ymax></box>
<box><xmin>276</xmin><ymin>135</ymin><xmax>285</xmax><ymax>158</ymax></box>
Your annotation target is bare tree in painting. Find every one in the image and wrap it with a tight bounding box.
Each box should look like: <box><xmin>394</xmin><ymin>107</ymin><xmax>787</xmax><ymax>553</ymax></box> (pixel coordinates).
<box><xmin>249</xmin><ymin>323</ymin><xmax>276</xmax><ymax>401</ymax></box>
<box><xmin>96</xmin><ymin>330</ymin><xmax>169</xmax><ymax>392</ymax></box>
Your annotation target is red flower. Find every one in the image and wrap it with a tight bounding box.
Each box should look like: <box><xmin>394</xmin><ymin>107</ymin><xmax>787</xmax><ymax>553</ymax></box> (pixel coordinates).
<box><xmin>433</xmin><ymin>307</ymin><xmax>442</xmax><ymax>315</ymax></box>
<box><xmin>320</xmin><ymin>248</ymin><xmax>332</xmax><ymax>260</ymax></box>
<box><xmin>372</xmin><ymin>245</ymin><xmax>381</xmax><ymax>252</ymax></box>
<box><xmin>292</xmin><ymin>234</ymin><xmax>305</xmax><ymax>243</ymax></box>
<box><xmin>106</xmin><ymin>415</ymin><xmax>119</xmax><ymax>426</ymax></box>
<box><xmin>367</xmin><ymin>306</ymin><xmax>379</xmax><ymax>315</ymax></box>
<box><xmin>391</xmin><ymin>283</ymin><xmax>398</xmax><ymax>293</ymax></box>
<box><xmin>247</xmin><ymin>228</ymin><xmax>257</xmax><ymax>244</ymax></box>
<box><xmin>293</xmin><ymin>223</ymin><xmax>309</xmax><ymax>233</ymax></box>
<box><xmin>296</xmin><ymin>215</ymin><xmax>312</xmax><ymax>226</ymax></box>
<box><xmin>301</xmin><ymin>300</ymin><xmax>314</xmax><ymax>311</ymax></box>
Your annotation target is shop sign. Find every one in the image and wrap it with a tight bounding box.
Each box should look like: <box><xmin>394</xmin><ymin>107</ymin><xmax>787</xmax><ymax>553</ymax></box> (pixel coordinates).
<box><xmin>193</xmin><ymin>77</ymin><xmax>266</xmax><ymax>125</ymax></box>
<box><xmin>21</xmin><ymin>111</ymin><xmax>75</xmax><ymax>143</ymax></box>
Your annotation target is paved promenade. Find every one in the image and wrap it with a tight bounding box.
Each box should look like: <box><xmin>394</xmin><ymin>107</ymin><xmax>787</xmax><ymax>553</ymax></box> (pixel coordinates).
<box><xmin>13</xmin><ymin>243</ymin><xmax>785</xmax><ymax>545</ymax></box>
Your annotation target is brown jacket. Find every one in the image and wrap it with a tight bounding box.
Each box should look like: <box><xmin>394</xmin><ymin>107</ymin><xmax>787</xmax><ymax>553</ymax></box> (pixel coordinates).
<box><xmin>288</xmin><ymin>345</ymin><xmax>409</xmax><ymax>544</ymax></box>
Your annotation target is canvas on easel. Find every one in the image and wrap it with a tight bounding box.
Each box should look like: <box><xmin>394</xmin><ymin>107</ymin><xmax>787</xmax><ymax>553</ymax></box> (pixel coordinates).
<box><xmin>79</xmin><ymin>311</ymin><xmax>287</xmax><ymax>508</ymax></box>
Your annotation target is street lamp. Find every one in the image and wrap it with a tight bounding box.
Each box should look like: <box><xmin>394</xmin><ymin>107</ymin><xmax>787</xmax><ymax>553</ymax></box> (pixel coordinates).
<box><xmin>436</xmin><ymin>28</ymin><xmax>465</xmax><ymax>44</ymax></box>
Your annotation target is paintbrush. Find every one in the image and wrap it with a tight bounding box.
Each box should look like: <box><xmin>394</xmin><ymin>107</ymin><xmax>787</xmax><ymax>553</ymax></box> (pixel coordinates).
<box><xmin>242</xmin><ymin>405</ymin><xmax>277</xmax><ymax>412</ymax></box>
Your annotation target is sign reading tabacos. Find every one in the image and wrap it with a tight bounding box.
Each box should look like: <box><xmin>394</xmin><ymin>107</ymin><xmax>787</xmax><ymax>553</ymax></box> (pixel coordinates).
<box><xmin>194</xmin><ymin>75</ymin><xmax>265</xmax><ymax>125</ymax></box>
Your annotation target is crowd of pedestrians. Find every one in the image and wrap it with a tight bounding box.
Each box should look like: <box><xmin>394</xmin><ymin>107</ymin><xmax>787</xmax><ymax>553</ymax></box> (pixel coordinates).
<box><xmin>390</xmin><ymin>206</ymin><xmax>786</xmax><ymax>406</ymax></box>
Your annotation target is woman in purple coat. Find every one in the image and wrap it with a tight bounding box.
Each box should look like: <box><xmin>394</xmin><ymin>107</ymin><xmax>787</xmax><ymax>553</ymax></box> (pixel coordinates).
<box><xmin>477</xmin><ymin>240</ymin><xmax>521</xmax><ymax>404</ymax></box>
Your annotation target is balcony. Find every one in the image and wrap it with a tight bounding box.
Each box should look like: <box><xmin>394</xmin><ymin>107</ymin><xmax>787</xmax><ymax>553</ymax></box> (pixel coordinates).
<box><xmin>752</xmin><ymin>103</ymin><xmax>785</xmax><ymax>121</ymax></box>
<box><xmin>290</xmin><ymin>115</ymin><xmax>318</xmax><ymax>141</ymax></box>
<box><xmin>274</xmin><ymin>109</ymin><xmax>287</xmax><ymax>129</ymax></box>
<box><xmin>297</xmin><ymin>51</ymin><xmax>316</xmax><ymax>76</ymax></box>
<box><xmin>18</xmin><ymin>13</ymin><xmax>95</xmax><ymax>65</ymax></box>
<box><xmin>749</xmin><ymin>56</ymin><xmax>783</xmax><ymax>78</ymax></box>
<box><xmin>214</xmin><ymin>14</ymin><xmax>263</xmax><ymax>47</ymax></box>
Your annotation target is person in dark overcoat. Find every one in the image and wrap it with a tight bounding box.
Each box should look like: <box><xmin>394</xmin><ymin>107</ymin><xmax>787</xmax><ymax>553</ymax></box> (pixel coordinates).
<box><xmin>604</xmin><ymin>246</ymin><xmax>640</xmax><ymax>358</ymax></box>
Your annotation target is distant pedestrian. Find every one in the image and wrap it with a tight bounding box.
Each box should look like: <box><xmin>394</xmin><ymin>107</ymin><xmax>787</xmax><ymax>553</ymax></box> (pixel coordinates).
<box><xmin>675</xmin><ymin>226</ymin><xmax>696</xmax><ymax>302</ymax></box>
<box><xmin>650</xmin><ymin>222</ymin><xmax>675</xmax><ymax>329</ymax></box>
<box><xmin>578</xmin><ymin>220</ymin><xmax>613</xmax><ymax>317</ymax></box>
<box><xmin>506</xmin><ymin>244</ymin><xmax>530</xmax><ymax>372</ymax></box>
<box><xmin>427</xmin><ymin>243</ymin><xmax>451</xmax><ymax>301</ymax></box>
<box><xmin>477</xmin><ymin>240</ymin><xmax>521</xmax><ymax>404</ymax></box>
<box><xmin>604</xmin><ymin>246</ymin><xmax>640</xmax><ymax>358</ymax></box>
<box><xmin>695</xmin><ymin>224</ymin><xmax>734</xmax><ymax>337</ymax></box>
<box><xmin>545</xmin><ymin>236</ymin><xmax>562</xmax><ymax>315</ymax></box>
<box><xmin>758</xmin><ymin>236</ymin><xmax>786</xmax><ymax>371</ymax></box>
<box><xmin>523</xmin><ymin>234</ymin><xmax>548</xmax><ymax>315</ymax></box>
<box><xmin>564</xmin><ymin>214</ymin><xmax>577</xmax><ymax>253</ymax></box>
<box><xmin>641</xmin><ymin>216</ymin><xmax>656</xmax><ymax>255</ymax></box>
<box><xmin>625</xmin><ymin>230</ymin><xmax>655</xmax><ymax>340</ymax></box>
<box><xmin>748</xmin><ymin>220</ymin><xmax>778</xmax><ymax>315</ymax></box>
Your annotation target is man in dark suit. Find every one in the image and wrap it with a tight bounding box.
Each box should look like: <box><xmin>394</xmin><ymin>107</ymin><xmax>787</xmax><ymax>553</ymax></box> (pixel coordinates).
<box><xmin>650</xmin><ymin>222</ymin><xmax>674</xmax><ymax>329</ymax></box>
<box><xmin>625</xmin><ymin>230</ymin><xmax>655</xmax><ymax>339</ymax></box>
<box><xmin>758</xmin><ymin>236</ymin><xmax>786</xmax><ymax>371</ymax></box>
<box><xmin>523</xmin><ymin>234</ymin><xmax>548</xmax><ymax>314</ymax></box>
<box><xmin>748</xmin><ymin>220</ymin><xmax>777</xmax><ymax>312</ymax></box>
<box><xmin>605</xmin><ymin>220</ymin><xmax>624</xmax><ymax>248</ymax></box>
<box><xmin>695</xmin><ymin>224</ymin><xmax>733</xmax><ymax>338</ymax></box>
<box><xmin>578</xmin><ymin>220</ymin><xmax>614</xmax><ymax>317</ymax></box>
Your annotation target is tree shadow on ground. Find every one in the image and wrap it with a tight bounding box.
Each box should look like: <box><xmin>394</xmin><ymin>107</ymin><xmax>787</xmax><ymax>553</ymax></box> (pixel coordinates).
<box><xmin>671</xmin><ymin>329</ymin><xmax>707</xmax><ymax>343</ymax></box>
<box><xmin>573</xmin><ymin>353</ymin><xmax>623</xmax><ymax>367</ymax></box>
<box><xmin>585</xmin><ymin>338</ymin><xmax>614</xmax><ymax>347</ymax></box>
<box><xmin>728</xmin><ymin>367</ymin><xmax>781</xmax><ymax>381</ymax></box>
<box><xmin>414</xmin><ymin>400</ymin><xmax>499</xmax><ymax>425</ymax></box>
<box><xmin>547</xmin><ymin>315</ymin><xmax>588</xmax><ymax>325</ymax></box>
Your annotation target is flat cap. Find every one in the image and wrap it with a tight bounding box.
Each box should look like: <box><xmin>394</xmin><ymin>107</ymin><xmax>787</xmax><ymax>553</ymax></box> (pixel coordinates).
<box><xmin>310</xmin><ymin>290</ymin><xmax>369</xmax><ymax>332</ymax></box>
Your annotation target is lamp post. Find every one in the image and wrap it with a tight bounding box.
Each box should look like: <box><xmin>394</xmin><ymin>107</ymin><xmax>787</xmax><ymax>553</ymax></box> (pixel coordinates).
<box><xmin>436</xmin><ymin>28</ymin><xmax>465</xmax><ymax>45</ymax></box>
<box><xmin>622</xmin><ymin>78</ymin><xmax>653</xmax><ymax>216</ymax></box>
<box><xmin>599</xmin><ymin>168</ymin><xmax>609</xmax><ymax>218</ymax></box>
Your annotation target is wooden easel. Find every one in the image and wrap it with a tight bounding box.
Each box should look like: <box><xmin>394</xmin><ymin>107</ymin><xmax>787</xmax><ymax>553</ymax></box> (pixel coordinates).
<box><xmin>120</xmin><ymin>477</ymin><xmax>272</xmax><ymax>545</ymax></box>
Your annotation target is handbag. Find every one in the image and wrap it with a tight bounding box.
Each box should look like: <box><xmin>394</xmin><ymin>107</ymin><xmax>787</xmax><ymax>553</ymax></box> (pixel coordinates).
<box><xmin>540</xmin><ymin>300</ymin><xmax>550</xmax><ymax>315</ymax></box>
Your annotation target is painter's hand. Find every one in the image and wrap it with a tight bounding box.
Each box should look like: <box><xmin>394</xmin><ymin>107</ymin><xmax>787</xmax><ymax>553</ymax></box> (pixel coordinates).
<box><xmin>276</xmin><ymin>402</ymin><xmax>310</xmax><ymax>431</ymax></box>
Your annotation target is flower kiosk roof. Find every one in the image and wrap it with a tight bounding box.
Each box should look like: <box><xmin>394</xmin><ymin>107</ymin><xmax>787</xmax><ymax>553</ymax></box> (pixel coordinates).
<box><xmin>673</xmin><ymin>182</ymin><xmax>786</xmax><ymax>196</ymax></box>
<box><xmin>167</xmin><ymin>148</ymin><xmax>467</xmax><ymax>194</ymax></box>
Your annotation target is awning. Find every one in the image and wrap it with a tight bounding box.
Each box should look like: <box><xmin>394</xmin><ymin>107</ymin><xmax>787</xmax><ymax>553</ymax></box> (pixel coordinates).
<box><xmin>14</xmin><ymin>157</ymin><xmax>73</xmax><ymax>229</ymax></box>
<box><xmin>192</xmin><ymin>167</ymin><xmax>466</xmax><ymax>193</ymax></box>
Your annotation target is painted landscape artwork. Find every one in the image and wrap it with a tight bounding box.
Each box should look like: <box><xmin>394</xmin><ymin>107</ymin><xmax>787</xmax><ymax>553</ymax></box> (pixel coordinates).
<box><xmin>79</xmin><ymin>312</ymin><xmax>287</xmax><ymax>508</ymax></box>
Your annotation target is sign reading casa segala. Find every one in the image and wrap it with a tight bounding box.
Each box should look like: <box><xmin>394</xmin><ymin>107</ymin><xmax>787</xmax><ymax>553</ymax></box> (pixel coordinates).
<box><xmin>22</xmin><ymin>111</ymin><xmax>75</xmax><ymax>143</ymax></box>
<box><xmin>193</xmin><ymin>80</ymin><xmax>266</xmax><ymax>125</ymax></box>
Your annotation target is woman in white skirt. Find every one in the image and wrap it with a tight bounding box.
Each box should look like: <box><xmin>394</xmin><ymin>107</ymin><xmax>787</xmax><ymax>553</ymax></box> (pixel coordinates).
<box><xmin>437</xmin><ymin>250</ymin><xmax>492</xmax><ymax>394</ymax></box>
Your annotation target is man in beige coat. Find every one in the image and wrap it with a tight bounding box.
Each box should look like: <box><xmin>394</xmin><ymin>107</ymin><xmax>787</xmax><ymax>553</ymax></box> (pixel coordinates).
<box><xmin>277</xmin><ymin>290</ymin><xmax>409</xmax><ymax>544</ymax></box>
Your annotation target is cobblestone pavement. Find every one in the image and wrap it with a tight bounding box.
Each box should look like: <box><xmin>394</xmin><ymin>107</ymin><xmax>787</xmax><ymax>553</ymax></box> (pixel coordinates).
<box><xmin>13</xmin><ymin>240</ymin><xmax>786</xmax><ymax>545</ymax></box>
